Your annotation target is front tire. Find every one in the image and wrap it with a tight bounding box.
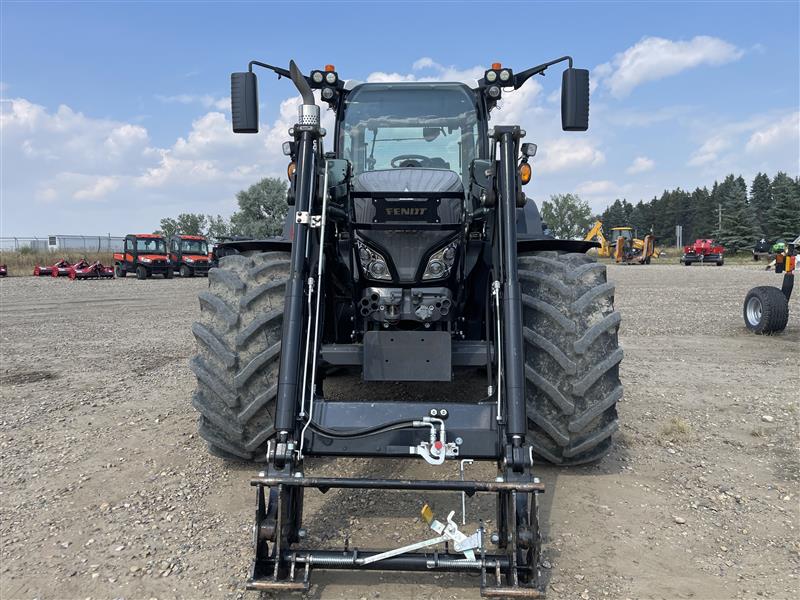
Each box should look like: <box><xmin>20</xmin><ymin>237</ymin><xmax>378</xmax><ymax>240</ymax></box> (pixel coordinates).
<box><xmin>190</xmin><ymin>251</ymin><xmax>290</xmax><ymax>460</ymax></box>
<box><xmin>518</xmin><ymin>251</ymin><xmax>622</xmax><ymax>465</ymax></box>
<box><xmin>180</xmin><ymin>265</ymin><xmax>192</xmax><ymax>278</ymax></box>
<box><xmin>115</xmin><ymin>265</ymin><xmax>126</xmax><ymax>278</ymax></box>
<box><xmin>743</xmin><ymin>286</ymin><xmax>789</xmax><ymax>334</ymax></box>
<box><xmin>136</xmin><ymin>266</ymin><xmax>147</xmax><ymax>280</ymax></box>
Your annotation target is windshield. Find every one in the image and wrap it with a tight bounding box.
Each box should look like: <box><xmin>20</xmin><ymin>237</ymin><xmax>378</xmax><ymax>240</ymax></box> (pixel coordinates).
<box><xmin>181</xmin><ymin>240</ymin><xmax>208</xmax><ymax>254</ymax></box>
<box><xmin>339</xmin><ymin>83</ymin><xmax>481</xmax><ymax>180</ymax></box>
<box><xmin>136</xmin><ymin>238</ymin><xmax>166</xmax><ymax>253</ymax></box>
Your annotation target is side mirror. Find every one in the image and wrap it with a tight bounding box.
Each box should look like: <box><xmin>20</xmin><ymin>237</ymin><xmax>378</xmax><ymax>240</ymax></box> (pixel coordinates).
<box><xmin>326</xmin><ymin>158</ymin><xmax>351</xmax><ymax>202</ymax></box>
<box><xmin>326</xmin><ymin>159</ymin><xmax>351</xmax><ymax>188</ymax></box>
<box><xmin>561</xmin><ymin>68</ymin><xmax>589</xmax><ymax>131</ymax></box>
<box><xmin>470</xmin><ymin>159</ymin><xmax>493</xmax><ymax>189</ymax></box>
<box><xmin>469</xmin><ymin>158</ymin><xmax>495</xmax><ymax>207</ymax></box>
<box><xmin>231</xmin><ymin>72</ymin><xmax>259</xmax><ymax>133</ymax></box>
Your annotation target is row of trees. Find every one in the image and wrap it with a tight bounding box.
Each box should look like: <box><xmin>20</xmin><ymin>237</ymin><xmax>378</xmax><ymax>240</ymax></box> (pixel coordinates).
<box><xmin>158</xmin><ymin>171</ymin><xmax>799</xmax><ymax>255</ymax></box>
<box><xmin>156</xmin><ymin>178</ymin><xmax>289</xmax><ymax>241</ymax></box>
<box><xmin>596</xmin><ymin>171</ymin><xmax>800</xmax><ymax>252</ymax></box>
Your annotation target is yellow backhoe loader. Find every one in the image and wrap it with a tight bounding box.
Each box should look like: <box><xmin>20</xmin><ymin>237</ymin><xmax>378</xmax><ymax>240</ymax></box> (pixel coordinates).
<box><xmin>585</xmin><ymin>221</ymin><xmax>657</xmax><ymax>264</ymax></box>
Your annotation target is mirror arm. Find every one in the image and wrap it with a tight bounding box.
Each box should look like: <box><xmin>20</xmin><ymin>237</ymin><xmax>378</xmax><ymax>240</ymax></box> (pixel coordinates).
<box><xmin>248</xmin><ymin>60</ymin><xmax>292</xmax><ymax>80</ymax></box>
<box><xmin>513</xmin><ymin>55</ymin><xmax>573</xmax><ymax>90</ymax></box>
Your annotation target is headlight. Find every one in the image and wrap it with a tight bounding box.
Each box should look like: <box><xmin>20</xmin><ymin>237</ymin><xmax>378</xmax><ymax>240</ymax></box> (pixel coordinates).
<box><xmin>486</xmin><ymin>70</ymin><xmax>498</xmax><ymax>83</ymax></box>
<box><xmin>325</xmin><ymin>72</ymin><xmax>337</xmax><ymax>85</ymax></box>
<box><xmin>499</xmin><ymin>69</ymin><xmax>511</xmax><ymax>82</ymax></box>
<box><xmin>141</xmin><ymin>258</ymin><xmax>152</xmax><ymax>263</ymax></box>
<box><xmin>185</xmin><ymin>258</ymin><xmax>194</xmax><ymax>263</ymax></box>
<box><xmin>357</xmin><ymin>241</ymin><xmax>391</xmax><ymax>281</ymax></box>
<box><xmin>423</xmin><ymin>242</ymin><xmax>458</xmax><ymax>280</ymax></box>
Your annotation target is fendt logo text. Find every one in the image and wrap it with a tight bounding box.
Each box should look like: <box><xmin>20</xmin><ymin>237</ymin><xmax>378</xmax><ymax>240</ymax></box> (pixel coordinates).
<box><xmin>385</xmin><ymin>207</ymin><xmax>428</xmax><ymax>216</ymax></box>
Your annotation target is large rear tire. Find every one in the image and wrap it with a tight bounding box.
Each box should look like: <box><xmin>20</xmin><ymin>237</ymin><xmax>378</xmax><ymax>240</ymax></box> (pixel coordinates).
<box><xmin>518</xmin><ymin>251</ymin><xmax>622</xmax><ymax>465</ymax></box>
<box><xmin>190</xmin><ymin>251</ymin><xmax>290</xmax><ymax>460</ymax></box>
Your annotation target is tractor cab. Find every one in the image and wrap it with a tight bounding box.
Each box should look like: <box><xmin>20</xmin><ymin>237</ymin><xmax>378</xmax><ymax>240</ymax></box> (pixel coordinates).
<box><xmin>332</xmin><ymin>82</ymin><xmax>483</xmax><ymax>323</ymax></box>
<box><xmin>610</xmin><ymin>227</ymin><xmax>633</xmax><ymax>243</ymax></box>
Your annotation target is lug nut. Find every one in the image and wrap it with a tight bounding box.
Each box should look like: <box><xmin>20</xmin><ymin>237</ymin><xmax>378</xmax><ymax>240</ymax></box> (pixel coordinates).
<box><xmin>490</xmin><ymin>532</ymin><xmax>500</xmax><ymax>545</ymax></box>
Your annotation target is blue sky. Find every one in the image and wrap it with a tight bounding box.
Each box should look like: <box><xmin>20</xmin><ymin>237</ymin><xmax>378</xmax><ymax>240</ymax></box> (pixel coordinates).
<box><xmin>2</xmin><ymin>0</ymin><xmax>798</xmax><ymax>236</ymax></box>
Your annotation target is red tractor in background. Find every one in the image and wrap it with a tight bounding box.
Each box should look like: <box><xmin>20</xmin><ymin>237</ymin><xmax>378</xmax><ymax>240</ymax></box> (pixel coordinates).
<box><xmin>681</xmin><ymin>238</ymin><xmax>725</xmax><ymax>266</ymax></box>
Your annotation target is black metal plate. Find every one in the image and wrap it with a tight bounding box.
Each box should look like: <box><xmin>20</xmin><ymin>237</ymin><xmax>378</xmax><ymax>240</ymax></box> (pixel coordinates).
<box><xmin>372</xmin><ymin>198</ymin><xmax>440</xmax><ymax>223</ymax></box>
<box><xmin>363</xmin><ymin>330</ymin><xmax>451</xmax><ymax>381</ymax></box>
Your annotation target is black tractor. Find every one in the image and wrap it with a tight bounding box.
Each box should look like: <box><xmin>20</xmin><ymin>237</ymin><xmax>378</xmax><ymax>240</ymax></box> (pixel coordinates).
<box><xmin>190</xmin><ymin>57</ymin><xmax>622</xmax><ymax>596</ymax></box>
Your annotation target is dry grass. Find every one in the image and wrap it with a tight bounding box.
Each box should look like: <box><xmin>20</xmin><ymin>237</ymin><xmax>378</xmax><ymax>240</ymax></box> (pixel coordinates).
<box><xmin>0</xmin><ymin>251</ymin><xmax>115</xmax><ymax>277</ymax></box>
<box><xmin>659</xmin><ymin>417</ymin><xmax>693</xmax><ymax>442</ymax></box>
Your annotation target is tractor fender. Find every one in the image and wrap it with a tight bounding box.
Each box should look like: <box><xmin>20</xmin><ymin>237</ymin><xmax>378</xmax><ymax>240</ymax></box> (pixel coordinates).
<box><xmin>516</xmin><ymin>197</ymin><xmax>599</xmax><ymax>254</ymax></box>
<box><xmin>215</xmin><ymin>237</ymin><xmax>292</xmax><ymax>256</ymax></box>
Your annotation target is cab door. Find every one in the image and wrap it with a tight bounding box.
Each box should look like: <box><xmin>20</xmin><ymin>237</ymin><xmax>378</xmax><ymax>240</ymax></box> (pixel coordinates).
<box><xmin>124</xmin><ymin>237</ymin><xmax>135</xmax><ymax>269</ymax></box>
<box><xmin>170</xmin><ymin>237</ymin><xmax>179</xmax><ymax>267</ymax></box>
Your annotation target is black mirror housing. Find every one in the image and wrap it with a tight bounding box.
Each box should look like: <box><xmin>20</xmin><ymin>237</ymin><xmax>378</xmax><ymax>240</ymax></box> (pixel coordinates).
<box><xmin>231</xmin><ymin>72</ymin><xmax>259</xmax><ymax>133</ymax></box>
<box><xmin>561</xmin><ymin>68</ymin><xmax>589</xmax><ymax>131</ymax></box>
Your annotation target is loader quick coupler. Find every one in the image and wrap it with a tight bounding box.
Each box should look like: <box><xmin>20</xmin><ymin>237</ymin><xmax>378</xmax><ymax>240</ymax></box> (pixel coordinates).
<box><xmin>248</xmin><ymin>467</ymin><xmax>545</xmax><ymax>597</ymax></box>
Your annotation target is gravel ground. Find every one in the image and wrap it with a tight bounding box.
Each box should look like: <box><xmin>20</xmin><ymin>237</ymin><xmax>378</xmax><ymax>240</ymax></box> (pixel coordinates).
<box><xmin>1</xmin><ymin>263</ymin><xmax>798</xmax><ymax>600</ymax></box>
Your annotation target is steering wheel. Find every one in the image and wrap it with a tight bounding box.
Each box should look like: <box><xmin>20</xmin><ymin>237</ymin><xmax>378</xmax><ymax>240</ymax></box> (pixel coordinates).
<box><xmin>390</xmin><ymin>154</ymin><xmax>431</xmax><ymax>168</ymax></box>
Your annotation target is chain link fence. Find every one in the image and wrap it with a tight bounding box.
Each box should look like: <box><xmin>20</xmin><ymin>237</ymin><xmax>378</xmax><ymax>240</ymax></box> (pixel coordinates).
<box><xmin>0</xmin><ymin>235</ymin><xmax>125</xmax><ymax>252</ymax></box>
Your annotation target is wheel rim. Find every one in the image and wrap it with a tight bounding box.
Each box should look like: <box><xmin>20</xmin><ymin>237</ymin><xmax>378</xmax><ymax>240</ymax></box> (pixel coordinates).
<box><xmin>746</xmin><ymin>296</ymin><xmax>763</xmax><ymax>325</ymax></box>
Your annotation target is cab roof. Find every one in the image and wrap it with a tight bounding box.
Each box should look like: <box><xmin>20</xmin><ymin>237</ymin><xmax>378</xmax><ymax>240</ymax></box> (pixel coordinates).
<box><xmin>130</xmin><ymin>233</ymin><xmax>164</xmax><ymax>239</ymax></box>
<box><xmin>178</xmin><ymin>235</ymin><xmax>206</xmax><ymax>240</ymax></box>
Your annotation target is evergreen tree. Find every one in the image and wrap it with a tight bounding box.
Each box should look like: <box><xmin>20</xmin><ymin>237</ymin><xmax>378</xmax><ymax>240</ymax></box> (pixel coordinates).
<box><xmin>767</xmin><ymin>172</ymin><xmax>800</xmax><ymax>240</ymax></box>
<box><xmin>750</xmin><ymin>172</ymin><xmax>772</xmax><ymax>238</ymax></box>
<box><xmin>691</xmin><ymin>186</ymin><xmax>715</xmax><ymax>239</ymax></box>
<box><xmin>718</xmin><ymin>175</ymin><xmax>759</xmax><ymax>252</ymax></box>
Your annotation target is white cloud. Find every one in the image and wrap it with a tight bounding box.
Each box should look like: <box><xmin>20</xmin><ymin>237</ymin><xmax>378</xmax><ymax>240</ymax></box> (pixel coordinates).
<box><xmin>156</xmin><ymin>93</ymin><xmax>229</xmax><ymax>111</ymax></box>
<box><xmin>745</xmin><ymin>111</ymin><xmax>800</xmax><ymax>153</ymax></box>
<box><xmin>575</xmin><ymin>180</ymin><xmax>618</xmax><ymax>195</ymax></box>
<box><xmin>536</xmin><ymin>138</ymin><xmax>605</xmax><ymax>174</ymax></box>
<box><xmin>412</xmin><ymin>57</ymin><xmax>437</xmax><ymax>70</ymax></box>
<box><xmin>688</xmin><ymin>135</ymin><xmax>731</xmax><ymax>166</ymax></box>
<box><xmin>595</xmin><ymin>36</ymin><xmax>744</xmax><ymax>98</ymax></box>
<box><xmin>626</xmin><ymin>156</ymin><xmax>655</xmax><ymax>174</ymax></box>
<box><xmin>74</xmin><ymin>175</ymin><xmax>120</xmax><ymax>200</ymax></box>
<box><xmin>685</xmin><ymin>110</ymin><xmax>800</xmax><ymax>181</ymax></box>
<box><xmin>368</xmin><ymin>59</ymin><xmax>485</xmax><ymax>85</ymax></box>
